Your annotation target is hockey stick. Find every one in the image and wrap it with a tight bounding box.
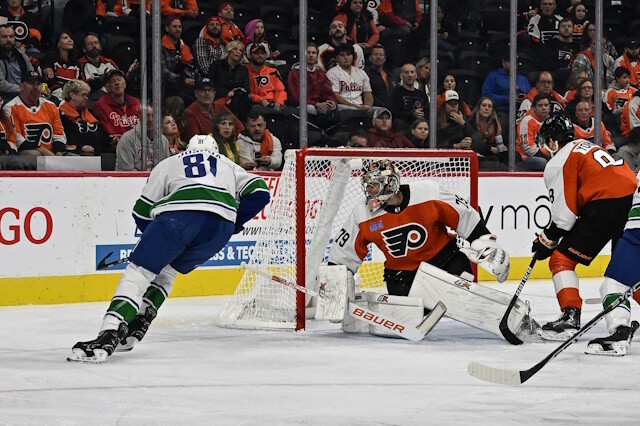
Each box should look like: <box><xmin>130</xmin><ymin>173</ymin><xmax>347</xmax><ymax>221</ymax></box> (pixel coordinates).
<box><xmin>468</xmin><ymin>280</ymin><xmax>640</xmax><ymax>385</ymax></box>
<box><xmin>97</xmin><ymin>252</ymin><xmax>130</xmax><ymax>270</ymax></box>
<box><xmin>241</xmin><ymin>262</ymin><xmax>446</xmax><ymax>341</ymax></box>
<box><xmin>498</xmin><ymin>254</ymin><xmax>537</xmax><ymax>345</ymax></box>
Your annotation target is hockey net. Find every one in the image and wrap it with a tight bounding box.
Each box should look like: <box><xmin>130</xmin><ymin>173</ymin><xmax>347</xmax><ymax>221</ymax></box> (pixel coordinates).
<box><xmin>217</xmin><ymin>148</ymin><xmax>478</xmax><ymax>330</ymax></box>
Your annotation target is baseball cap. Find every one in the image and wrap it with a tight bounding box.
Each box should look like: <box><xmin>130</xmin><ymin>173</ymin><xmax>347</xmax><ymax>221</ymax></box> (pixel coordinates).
<box><xmin>104</xmin><ymin>69</ymin><xmax>125</xmax><ymax>83</ymax></box>
<box><xmin>22</xmin><ymin>70</ymin><xmax>42</xmax><ymax>84</ymax></box>
<box><xmin>444</xmin><ymin>90</ymin><xmax>459</xmax><ymax>102</ymax></box>
<box><xmin>164</xmin><ymin>14</ymin><xmax>181</xmax><ymax>27</ymax></box>
<box><xmin>372</xmin><ymin>108</ymin><xmax>392</xmax><ymax>121</ymax></box>
<box><xmin>627</xmin><ymin>39</ymin><xmax>640</xmax><ymax>49</ymax></box>
<box><xmin>249</xmin><ymin>43</ymin><xmax>267</xmax><ymax>54</ymax></box>
<box><xmin>195</xmin><ymin>77</ymin><xmax>214</xmax><ymax>90</ymax></box>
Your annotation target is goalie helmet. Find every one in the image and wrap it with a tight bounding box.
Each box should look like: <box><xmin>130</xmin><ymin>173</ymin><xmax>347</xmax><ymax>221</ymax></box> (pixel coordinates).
<box><xmin>537</xmin><ymin>115</ymin><xmax>574</xmax><ymax>152</ymax></box>
<box><xmin>187</xmin><ymin>134</ymin><xmax>219</xmax><ymax>153</ymax></box>
<box><xmin>361</xmin><ymin>159</ymin><xmax>400</xmax><ymax>211</ymax></box>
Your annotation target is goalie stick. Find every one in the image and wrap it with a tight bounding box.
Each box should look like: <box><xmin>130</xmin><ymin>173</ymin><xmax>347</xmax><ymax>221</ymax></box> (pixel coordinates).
<box><xmin>97</xmin><ymin>252</ymin><xmax>130</xmax><ymax>270</ymax></box>
<box><xmin>498</xmin><ymin>255</ymin><xmax>537</xmax><ymax>345</ymax></box>
<box><xmin>241</xmin><ymin>262</ymin><xmax>446</xmax><ymax>341</ymax></box>
<box><xmin>468</xmin><ymin>280</ymin><xmax>640</xmax><ymax>385</ymax></box>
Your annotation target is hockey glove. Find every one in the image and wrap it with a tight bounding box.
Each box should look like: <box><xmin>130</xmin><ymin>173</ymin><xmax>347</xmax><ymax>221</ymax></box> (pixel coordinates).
<box><xmin>532</xmin><ymin>230</ymin><xmax>558</xmax><ymax>260</ymax></box>
<box><xmin>461</xmin><ymin>234</ymin><xmax>510</xmax><ymax>282</ymax></box>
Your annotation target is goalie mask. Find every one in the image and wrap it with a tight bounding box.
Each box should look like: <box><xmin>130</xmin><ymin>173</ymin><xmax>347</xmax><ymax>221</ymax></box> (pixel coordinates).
<box><xmin>187</xmin><ymin>134</ymin><xmax>219</xmax><ymax>153</ymax></box>
<box><xmin>537</xmin><ymin>115</ymin><xmax>574</xmax><ymax>154</ymax></box>
<box><xmin>361</xmin><ymin>160</ymin><xmax>400</xmax><ymax>211</ymax></box>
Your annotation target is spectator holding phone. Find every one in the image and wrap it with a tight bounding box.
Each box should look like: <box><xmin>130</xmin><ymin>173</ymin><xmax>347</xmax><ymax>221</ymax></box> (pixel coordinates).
<box><xmin>238</xmin><ymin>110</ymin><xmax>282</xmax><ymax>171</ymax></box>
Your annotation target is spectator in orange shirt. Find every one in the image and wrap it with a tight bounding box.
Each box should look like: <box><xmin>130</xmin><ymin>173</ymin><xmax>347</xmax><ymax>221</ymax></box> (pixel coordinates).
<box><xmin>572</xmin><ymin>100</ymin><xmax>615</xmax><ymax>153</ymax></box>
<box><xmin>3</xmin><ymin>71</ymin><xmax>67</xmax><ymax>156</ymax></box>
<box><xmin>246</xmin><ymin>43</ymin><xmax>287</xmax><ymax>114</ymax></box>
<box><xmin>217</xmin><ymin>2</ymin><xmax>246</xmax><ymax>44</ymax></box>
<box><xmin>516</xmin><ymin>94</ymin><xmax>552</xmax><ymax>170</ymax></box>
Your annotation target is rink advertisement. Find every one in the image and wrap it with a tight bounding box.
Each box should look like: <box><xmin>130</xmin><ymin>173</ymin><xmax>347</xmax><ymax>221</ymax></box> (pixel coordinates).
<box><xmin>0</xmin><ymin>172</ymin><xmax>610</xmax><ymax>305</ymax></box>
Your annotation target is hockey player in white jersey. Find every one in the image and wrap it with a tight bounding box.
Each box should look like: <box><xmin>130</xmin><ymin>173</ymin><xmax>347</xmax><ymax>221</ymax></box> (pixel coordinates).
<box><xmin>585</xmin><ymin>171</ymin><xmax>640</xmax><ymax>356</ymax></box>
<box><xmin>68</xmin><ymin>135</ymin><xmax>270</xmax><ymax>363</ymax></box>
<box><xmin>327</xmin><ymin>159</ymin><xmax>538</xmax><ymax>341</ymax></box>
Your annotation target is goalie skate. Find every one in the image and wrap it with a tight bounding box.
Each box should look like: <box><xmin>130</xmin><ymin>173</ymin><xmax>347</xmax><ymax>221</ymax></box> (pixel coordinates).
<box><xmin>67</xmin><ymin>323</ymin><xmax>129</xmax><ymax>363</ymax></box>
<box><xmin>585</xmin><ymin>321</ymin><xmax>639</xmax><ymax>356</ymax></box>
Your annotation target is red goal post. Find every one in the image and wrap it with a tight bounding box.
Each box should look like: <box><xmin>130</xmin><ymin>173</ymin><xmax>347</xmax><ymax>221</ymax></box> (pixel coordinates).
<box><xmin>217</xmin><ymin>148</ymin><xmax>478</xmax><ymax>331</ymax></box>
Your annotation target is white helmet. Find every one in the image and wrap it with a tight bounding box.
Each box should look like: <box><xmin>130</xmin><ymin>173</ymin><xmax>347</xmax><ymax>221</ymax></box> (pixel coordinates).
<box><xmin>187</xmin><ymin>134</ymin><xmax>219</xmax><ymax>153</ymax></box>
<box><xmin>361</xmin><ymin>159</ymin><xmax>400</xmax><ymax>211</ymax></box>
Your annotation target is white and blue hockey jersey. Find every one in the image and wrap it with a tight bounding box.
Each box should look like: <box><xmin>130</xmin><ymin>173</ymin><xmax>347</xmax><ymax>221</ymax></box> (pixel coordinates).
<box><xmin>132</xmin><ymin>149</ymin><xmax>269</xmax><ymax>229</ymax></box>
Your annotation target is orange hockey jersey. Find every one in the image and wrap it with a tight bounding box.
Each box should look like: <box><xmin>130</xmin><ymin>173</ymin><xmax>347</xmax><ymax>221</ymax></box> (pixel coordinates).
<box><xmin>543</xmin><ymin>139</ymin><xmax>637</xmax><ymax>231</ymax></box>
<box><xmin>3</xmin><ymin>97</ymin><xmax>66</xmax><ymax>153</ymax></box>
<box><xmin>328</xmin><ymin>181</ymin><xmax>480</xmax><ymax>274</ymax></box>
<box><xmin>573</xmin><ymin>119</ymin><xmax>615</xmax><ymax>152</ymax></box>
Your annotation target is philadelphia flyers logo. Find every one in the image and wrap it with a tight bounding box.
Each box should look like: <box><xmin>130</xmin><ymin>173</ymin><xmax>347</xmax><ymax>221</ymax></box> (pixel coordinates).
<box><xmin>76</xmin><ymin>122</ymin><xmax>98</xmax><ymax>134</ymax></box>
<box><xmin>25</xmin><ymin>123</ymin><xmax>53</xmax><ymax>146</ymax></box>
<box><xmin>9</xmin><ymin>21</ymin><xmax>29</xmax><ymax>41</ymax></box>
<box><xmin>381</xmin><ymin>223</ymin><xmax>427</xmax><ymax>258</ymax></box>
<box><xmin>255</xmin><ymin>75</ymin><xmax>270</xmax><ymax>87</ymax></box>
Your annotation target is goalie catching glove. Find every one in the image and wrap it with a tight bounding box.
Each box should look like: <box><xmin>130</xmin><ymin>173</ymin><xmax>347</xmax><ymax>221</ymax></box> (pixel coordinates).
<box><xmin>531</xmin><ymin>230</ymin><xmax>558</xmax><ymax>260</ymax></box>
<box><xmin>461</xmin><ymin>234</ymin><xmax>510</xmax><ymax>282</ymax></box>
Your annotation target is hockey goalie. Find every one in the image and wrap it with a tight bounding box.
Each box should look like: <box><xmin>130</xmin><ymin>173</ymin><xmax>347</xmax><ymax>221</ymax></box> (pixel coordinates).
<box><xmin>322</xmin><ymin>159</ymin><xmax>539</xmax><ymax>341</ymax></box>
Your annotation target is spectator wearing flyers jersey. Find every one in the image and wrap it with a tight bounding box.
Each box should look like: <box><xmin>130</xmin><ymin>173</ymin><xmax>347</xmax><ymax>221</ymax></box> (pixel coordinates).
<box><xmin>41</xmin><ymin>29</ymin><xmax>80</xmax><ymax>104</ymax></box>
<box><xmin>3</xmin><ymin>71</ymin><xmax>67</xmax><ymax>156</ymax></box>
<box><xmin>603</xmin><ymin>67</ymin><xmax>637</xmax><ymax>133</ymax></box>
<box><xmin>92</xmin><ymin>69</ymin><xmax>141</xmax><ymax>151</ymax></box>
<box><xmin>572</xmin><ymin>100</ymin><xmax>616</xmax><ymax>153</ymax></box>
<box><xmin>1</xmin><ymin>0</ymin><xmax>42</xmax><ymax>52</ymax></box>
<box><xmin>59</xmin><ymin>79</ymin><xmax>107</xmax><ymax>155</ymax></box>
<box><xmin>518</xmin><ymin>71</ymin><xmax>566</xmax><ymax>123</ymax></box>
<box><xmin>217</xmin><ymin>2</ymin><xmax>246</xmax><ymax>44</ymax></box>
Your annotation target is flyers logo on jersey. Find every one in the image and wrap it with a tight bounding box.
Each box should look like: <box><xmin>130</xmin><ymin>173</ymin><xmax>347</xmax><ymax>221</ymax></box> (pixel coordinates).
<box><xmin>381</xmin><ymin>223</ymin><xmax>427</xmax><ymax>258</ymax></box>
<box><xmin>9</xmin><ymin>21</ymin><xmax>28</xmax><ymax>41</ymax></box>
<box><xmin>76</xmin><ymin>122</ymin><xmax>98</xmax><ymax>134</ymax></box>
<box><xmin>25</xmin><ymin>123</ymin><xmax>52</xmax><ymax>146</ymax></box>
<box><xmin>255</xmin><ymin>75</ymin><xmax>270</xmax><ymax>87</ymax></box>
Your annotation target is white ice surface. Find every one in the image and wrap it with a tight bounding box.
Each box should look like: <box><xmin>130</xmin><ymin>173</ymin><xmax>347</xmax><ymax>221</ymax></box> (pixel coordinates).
<box><xmin>2</xmin><ymin>278</ymin><xmax>639</xmax><ymax>425</ymax></box>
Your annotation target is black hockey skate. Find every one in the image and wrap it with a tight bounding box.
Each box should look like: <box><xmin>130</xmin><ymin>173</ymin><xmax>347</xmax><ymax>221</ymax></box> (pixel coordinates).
<box><xmin>539</xmin><ymin>307</ymin><xmax>581</xmax><ymax>341</ymax></box>
<box><xmin>585</xmin><ymin>321</ymin><xmax>640</xmax><ymax>356</ymax></box>
<box><xmin>67</xmin><ymin>322</ymin><xmax>129</xmax><ymax>363</ymax></box>
<box><xmin>116</xmin><ymin>306</ymin><xmax>157</xmax><ymax>352</ymax></box>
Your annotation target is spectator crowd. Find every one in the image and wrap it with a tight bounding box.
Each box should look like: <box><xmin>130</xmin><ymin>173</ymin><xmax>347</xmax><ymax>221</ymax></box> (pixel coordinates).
<box><xmin>1</xmin><ymin>0</ymin><xmax>640</xmax><ymax>174</ymax></box>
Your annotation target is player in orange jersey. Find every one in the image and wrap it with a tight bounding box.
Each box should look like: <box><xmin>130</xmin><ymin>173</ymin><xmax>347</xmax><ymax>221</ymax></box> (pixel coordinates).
<box><xmin>532</xmin><ymin>115</ymin><xmax>638</xmax><ymax>339</ymax></box>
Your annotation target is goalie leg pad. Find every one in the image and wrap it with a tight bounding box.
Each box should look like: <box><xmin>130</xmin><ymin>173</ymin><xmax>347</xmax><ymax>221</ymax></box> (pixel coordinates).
<box><xmin>342</xmin><ymin>292</ymin><xmax>425</xmax><ymax>338</ymax></box>
<box><xmin>409</xmin><ymin>262</ymin><xmax>533</xmax><ymax>339</ymax></box>
<box><xmin>315</xmin><ymin>265</ymin><xmax>350</xmax><ymax>322</ymax></box>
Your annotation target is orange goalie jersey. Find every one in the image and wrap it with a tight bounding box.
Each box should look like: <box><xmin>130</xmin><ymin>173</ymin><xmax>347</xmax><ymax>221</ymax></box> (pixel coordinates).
<box><xmin>543</xmin><ymin>139</ymin><xmax>637</xmax><ymax>232</ymax></box>
<box><xmin>328</xmin><ymin>181</ymin><xmax>481</xmax><ymax>274</ymax></box>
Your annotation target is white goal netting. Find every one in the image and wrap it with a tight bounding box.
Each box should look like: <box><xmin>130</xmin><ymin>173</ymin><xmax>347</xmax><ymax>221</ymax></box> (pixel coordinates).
<box><xmin>217</xmin><ymin>148</ymin><xmax>477</xmax><ymax>330</ymax></box>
